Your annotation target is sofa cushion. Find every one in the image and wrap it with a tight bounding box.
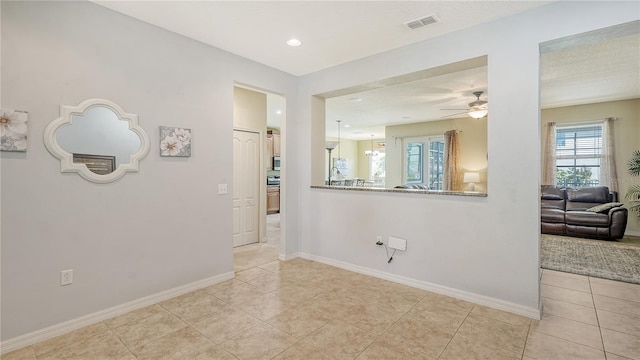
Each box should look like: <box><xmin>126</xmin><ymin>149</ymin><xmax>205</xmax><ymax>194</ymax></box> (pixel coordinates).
<box><xmin>586</xmin><ymin>202</ymin><xmax>624</xmax><ymax>213</ymax></box>
<box><xmin>565</xmin><ymin>211</ymin><xmax>610</xmax><ymax>227</ymax></box>
<box><xmin>541</xmin><ymin>185</ymin><xmax>566</xmax><ymax>200</ymax></box>
<box><xmin>541</xmin><ymin>208</ymin><xmax>565</xmax><ymax>223</ymax></box>
<box><xmin>567</xmin><ymin>186</ymin><xmax>609</xmax><ymax>203</ymax></box>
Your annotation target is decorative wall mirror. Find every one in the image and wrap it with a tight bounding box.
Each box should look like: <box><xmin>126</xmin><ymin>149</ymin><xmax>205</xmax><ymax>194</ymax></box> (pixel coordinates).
<box><xmin>44</xmin><ymin>98</ymin><xmax>150</xmax><ymax>183</ymax></box>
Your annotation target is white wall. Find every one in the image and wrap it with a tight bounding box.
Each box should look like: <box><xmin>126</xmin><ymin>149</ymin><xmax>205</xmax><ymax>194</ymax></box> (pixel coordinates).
<box><xmin>0</xmin><ymin>1</ymin><xmax>297</xmax><ymax>341</ymax></box>
<box><xmin>298</xmin><ymin>1</ymin><xmax>639</xmax><ymax>317</ymax></box>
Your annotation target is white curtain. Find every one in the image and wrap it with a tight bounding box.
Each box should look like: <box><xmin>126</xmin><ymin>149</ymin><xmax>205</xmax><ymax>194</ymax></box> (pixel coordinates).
<box><xmin>543</xmin><ymin>122</ymin><xmax>557</xmax><ymax>185</ymax></box>
<box><xmin>444</xmin><ymin>130</ymin><xmax>460</xmax><ymax>191</ymax></box>
<box><xmin>600</xmin><ymin>118</ymin><xmax>618</xmax><ymax>192</ymax></box>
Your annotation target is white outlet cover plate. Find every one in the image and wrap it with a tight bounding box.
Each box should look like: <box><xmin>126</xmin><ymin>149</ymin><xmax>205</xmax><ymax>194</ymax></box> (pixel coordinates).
<box><xmin>388</xmin><ymin>236</ymin><xmax>407</xmax><ymax>251</ymax></box>
<box><xmin>60</xmin><ymin>269</ymin><xmax>73</xmax><ymax>285</ymax></box>
<box><xmin>218</xmin><ymin>184</ymin><xmax>228</xmax><ymax>194</ymax></box>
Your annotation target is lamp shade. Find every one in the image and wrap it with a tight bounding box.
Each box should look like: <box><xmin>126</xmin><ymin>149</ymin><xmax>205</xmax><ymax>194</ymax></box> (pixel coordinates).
<box><xmin>463</xmin><ymin>172</ymin><xmax>480</xmax><ymax>183</ymax></box>
<box><xmin>325</xmin><ymin>141</ymin><xmax>339</xmax><ymax>151</ymax></box>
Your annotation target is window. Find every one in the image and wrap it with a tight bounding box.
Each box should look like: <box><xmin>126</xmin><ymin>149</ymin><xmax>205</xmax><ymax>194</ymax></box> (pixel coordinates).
<box><xmin>555</xmin><ymin>124</ymin><xmax>602</xmax><ymax>188</ymax></box>
<box><xmin>368</xmin><ymin>152</ymin><xmax>385</xmax><ymax>186</ymax></box>
<box><xmin>404</xmin><ymin>136</ymin><xmax>445</xmax><ymax>190</ymax></box>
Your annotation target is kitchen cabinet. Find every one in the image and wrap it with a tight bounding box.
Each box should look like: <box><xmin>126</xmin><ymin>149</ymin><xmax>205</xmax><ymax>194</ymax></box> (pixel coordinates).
<box><xmin>267</xmin><ymin>186</ymin><xmax>280</xmax><ymax>214</ymax></box>
<box><xmin>266</xmin><ymin>136</ymin><xmax>273</xmax><ymax>170</ymax></box>
<box><xmin>267</xmin><ymin>129</ymin><xmax>281</xmax><ymax>157</ymax></box>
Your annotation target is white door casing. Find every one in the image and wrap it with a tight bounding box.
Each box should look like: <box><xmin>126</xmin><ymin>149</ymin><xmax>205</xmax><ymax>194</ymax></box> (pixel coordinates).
<box><xmin>232</xmin><ymin>130</ymin><xmax>260</xmax><ymax>247</ymax></box>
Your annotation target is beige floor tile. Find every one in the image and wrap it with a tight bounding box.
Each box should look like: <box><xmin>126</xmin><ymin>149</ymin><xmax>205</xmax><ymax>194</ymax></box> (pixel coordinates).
<box><xmin>235</xmin><ymin>267</ymin><xmax>274</xmax><ymax>282</ymax></box>
<box><xmin>470</xmin><ymin>305</ymin><xmax>533</xmax><ymax>326</ymax></box>
<box><xmin>601</xmin><ymin>328</ymin><xmax>640</xmax><ymax>359</ymax></box>
<box><xmin>32</xmin><ymin>322</ymin><xmax>111</xmax><ymax>356</ymax></box>
<box><xmin>524</xmin><ymin>332</ymin><xmax>605</xmax><ymax>360</ymax></box>
<box><xmin>590</xmin><ymin>282</ymin><xmax>640</xmax><ymax>303</ymax></box>
<box><xmin>258</xmin><ymin>260</ymin><xmax>285</xmax><ymax>273</ymax></box>
<box><xmin>406</xmin><ymin>293</ymin><xmax>473</xmax><ymax>333</ymax></box>
<box><xmin>380</xmin><ymin>316</ymin><xmax>455</xmax><ymax>359</ymax></box>
<box><xmin>191</xmin><ymin>345</ymin><xmax>239</xmax><ymax>360</ymax></box>
<box><xmin>456</xmin><ymin>312</ymin><xmax>529</xmax><ymax>354</ymax></box>
<box><xmin>542</xmin><ymin>297</ymin><xmax>598</xmax><ymax>325</ymax></box>
<box><xmin>237</xmin><ymin>292</ymin><xmax>299</xmax><ymax>320</ymax></box>
<box><xmin>597</xmin><ymin>309</ymin><xmax>640</xmax><ymax>337</ymax></box>
<box><xmin>191</xmin><ymin>307</ymin><xmax>261</xmax><ymax>344</ymax></box>
<box><xmin>542</xmin><ymin>273</ymin><xmax>592</xmax><ymax>293</ymax></box>
<box><xmin>104</xmin><ymin>304</ymin><xmax>166</xmax><ymax>329</ymax></box>
<box><xmin>589</xmin><ymin>276</ymin><xmax>640</xmax><ymax>290</ymax></box>
<box><xmin>269</xmin><ymin>282</ymin><xmax>323</xmax><ymax>304</ymax></box>
<box><xmin>605</xmin><ymin>353</ymin><xmax>634</xmax><ymax>360</ymax></box>
<box><xmin>37</xmin><ymin>330</ymin><xmax>134</xmax><ymax>360</ymax></box>
<box><xmin>131</xmin><ymin>326</ymin><xmax>217</xmax><ymax>360</ymax></box>
<box><xmin>212</xmin><ymin>282</ymin><xmax>266</xmax><ymax>306</ymax></box>
<box><xmin>339</xmin><ymin>301</ymin><xmax>406</xmax><ymax>335</ymax></box>
<box><xmin>220</xmin><ymin>322</ymin><xmax>297</xmax><ymax>360</ymax></box>
<box><xmin>530</xmin><ymin>313</ymin><xmax>603</xmax><ymax>350</ymax></box>
<box><xmin>267</xmin><ymin>306</ymin><xmax>333</xmax><ymax>339</ymax></box>
<box><xmin>271</xmin><ymin>341</ymin><xmax>337</xmax><ymax>360</ymax></box>
<box><xmin>1</xmin><ymin>346</ymin><xmax>37</xmax><ymax>360</ymax></box>
<box><xmin>294</xmin><ymin>293</ymin><xmax>359</xmax><ymax>318</ymax></box>
<box><xmin>111</xmin><ymin>311</ymin><xmax>187</xmax><ymax>349</ymax></box>
<box><xmin>356</xmin><ymin>337</ymin><xmax>434</xmax><ymax>360</ymax></box>
<box><xmin>543</xmin><ymin>269</ymin><xmax>590</xmax><ymax>281</ymax></box>
<box><xmin>541</xmin><ymin>284</ymin><xmax>595</xmax><ymax>307</ymax></box>
<box><xmin>161</xmin><ymin>291</ymin><xmax>235</xmax><ymax>323</ymax></box>
<box><xmin>304</xmin><ymin>320</ymin><xmax>377</xmax><ymax>360</ymax></box>
<box><xmin>439</xmin><ymin>334</ymin><xmax>521</xmax><ymax>360</ymax></box>
<box><xmin>593</xmin><ymin>294</ymin><xmax>640</xmax><ymax>317</ymax></box>
<box><xmin>246</xmin><ymin>272</ymin><xmax>290</xmax><ymax>291</ymax></box>
<box><xmin>202</xmin><ymin>278</ymin><xmax>246</xmax><ymax>293</ymax></box>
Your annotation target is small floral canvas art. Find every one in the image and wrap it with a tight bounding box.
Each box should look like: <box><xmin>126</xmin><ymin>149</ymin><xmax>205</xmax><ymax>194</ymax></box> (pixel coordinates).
<box><xmin>160</xmin><ymin>126</ymin><xmax>191</xmax><ymax>157</ymax></box>
<box><xmin>1</xmin><ymin>109</ymin><xmax>28</xmax><ymax>152</ymax></box>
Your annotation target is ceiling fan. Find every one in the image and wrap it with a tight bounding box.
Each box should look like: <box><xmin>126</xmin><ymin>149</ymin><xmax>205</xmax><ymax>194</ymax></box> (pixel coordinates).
<box><xmin>441</xmin><ymin>91</ymin><xmax>488</xmax><ymax>119</ymax></box>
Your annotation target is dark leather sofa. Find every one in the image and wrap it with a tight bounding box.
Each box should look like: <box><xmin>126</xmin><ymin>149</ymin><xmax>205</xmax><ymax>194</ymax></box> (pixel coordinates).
<box><xmin>541</xmin><ymin>185</ymin><xmax>628</xmax><ymax>240</ymax></box>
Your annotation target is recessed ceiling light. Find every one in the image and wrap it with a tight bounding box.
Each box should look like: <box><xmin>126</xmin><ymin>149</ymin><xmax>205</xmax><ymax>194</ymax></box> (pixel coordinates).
<box><xmin>402</xmin><ymin>116</ymin><xmax>411</xmax><ymax>119</ymax></box>
<box><xmin>287</xmin><ymin>38</ymin><xmax>302</xmax><ymax>47</ymax></box>
<box><xmin>344</xmin><ymin>124</ymin><xmax>350</xmax><ymax>128</ymax></box>
<box><xmin>276</xmin><ymin>110</ymin><xmax>282</xmax><ymax>115</ymax></box>
<box><xmin>349</xmin><ymin>97</ymin><xmax>362</xmax><ymax>102</ymax></box>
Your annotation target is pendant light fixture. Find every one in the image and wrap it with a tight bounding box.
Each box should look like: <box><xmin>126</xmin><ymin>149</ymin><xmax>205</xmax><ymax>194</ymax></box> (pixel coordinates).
<box><xmin>365</xmin><ymin>135</ymin><xmax>379</xmax><ymax>157</ymax></box>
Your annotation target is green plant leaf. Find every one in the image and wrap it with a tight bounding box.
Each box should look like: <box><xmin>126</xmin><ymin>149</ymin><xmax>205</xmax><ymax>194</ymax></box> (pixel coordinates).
<box><xmin>628</xmin><ymin>149</ymin><xmax>640</xmax><ymax>177</ymax></box>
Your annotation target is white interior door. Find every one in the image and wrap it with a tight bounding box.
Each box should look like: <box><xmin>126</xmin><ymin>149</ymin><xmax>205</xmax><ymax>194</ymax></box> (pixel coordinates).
<box><xmin>232</xmin><ymin>130</ymin><xmax>260</xmax><ymax>247</ymax></box>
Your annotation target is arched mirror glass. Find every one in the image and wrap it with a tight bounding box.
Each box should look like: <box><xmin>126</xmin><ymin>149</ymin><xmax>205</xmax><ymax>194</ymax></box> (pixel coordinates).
<box><xmin>44</xmin><ymin>99</ymin><xmax>150</xmax><ymax>183</ymax></box>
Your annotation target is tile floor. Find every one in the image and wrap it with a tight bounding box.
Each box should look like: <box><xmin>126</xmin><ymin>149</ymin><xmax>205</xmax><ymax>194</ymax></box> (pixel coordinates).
<box><xmin>4</xmin><ymin>234</ymin><xmax>639</xmax><ymax>359</ymax></box>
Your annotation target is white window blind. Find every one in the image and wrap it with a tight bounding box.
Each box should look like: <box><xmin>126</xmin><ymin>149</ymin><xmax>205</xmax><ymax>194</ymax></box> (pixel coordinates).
<box><xmin>555</xmin><ymin>123</ymin><xmax>603</xmax><ymax>187</ymax></box>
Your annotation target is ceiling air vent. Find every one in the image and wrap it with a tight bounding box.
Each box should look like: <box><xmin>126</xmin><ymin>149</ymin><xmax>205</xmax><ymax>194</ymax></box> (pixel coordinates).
<box><xmin>404</xmin><ymin>14</ymin><xmax>439</xmax><ymax>30</ymax></box>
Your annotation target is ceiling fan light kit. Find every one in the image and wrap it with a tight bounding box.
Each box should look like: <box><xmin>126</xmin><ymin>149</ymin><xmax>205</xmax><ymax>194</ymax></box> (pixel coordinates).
<box><xmin>441</xmin><ymin>90</ymin><xmax>488</xmax><ymax>119</ymax></box>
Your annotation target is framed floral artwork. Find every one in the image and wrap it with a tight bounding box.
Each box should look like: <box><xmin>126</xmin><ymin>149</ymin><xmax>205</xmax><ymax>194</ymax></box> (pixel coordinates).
<box><xmin>1</xmin><ymin>109</ymin><xmax>28</xmax><ymax>152</ymax></box>
<box><xmin>160</xmin><ymin>126</ymin><xmax>191</xmax><ymax>157</ymax></box>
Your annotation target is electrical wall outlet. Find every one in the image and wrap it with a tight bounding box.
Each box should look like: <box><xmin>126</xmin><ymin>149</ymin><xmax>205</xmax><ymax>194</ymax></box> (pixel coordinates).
<box><xmin>218</xmin><ymin>184</ymin><xmax>228</xmax><ymax>194</ymax></box>
<box><xmin>60</xmin><ymin>269</ymin><xmax>73</xmax><ymax>286</ymax></box>
<box><xmin>388</xmin><ymin>236</ymin><xmax>407</xmax><ymax>251</ymax></box>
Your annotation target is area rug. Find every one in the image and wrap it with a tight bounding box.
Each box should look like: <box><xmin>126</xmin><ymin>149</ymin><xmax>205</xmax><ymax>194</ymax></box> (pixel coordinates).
<box><xmin>540</xmin><ymin>234</ymin><xmax>640</xmax><ymax>285</ymax></box>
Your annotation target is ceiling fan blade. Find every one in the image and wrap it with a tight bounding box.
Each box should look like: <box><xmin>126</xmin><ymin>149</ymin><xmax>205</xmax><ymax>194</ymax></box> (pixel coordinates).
<box><xmin>441</xmin><ymin>111</ymin><xmax>468</xmax><ymax>118</ymax></box>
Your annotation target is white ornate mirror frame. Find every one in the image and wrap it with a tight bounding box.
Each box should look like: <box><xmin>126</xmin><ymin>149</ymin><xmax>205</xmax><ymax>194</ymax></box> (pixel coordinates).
<box><xmin>44</xmin><ymin>98</ymin><xmax>150</xmax><ymax>183</ymax></box>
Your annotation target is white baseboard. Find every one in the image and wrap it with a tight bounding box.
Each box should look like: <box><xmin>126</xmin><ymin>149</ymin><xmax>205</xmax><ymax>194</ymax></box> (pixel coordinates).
<box><xmin>278</xmin><ymin>252</ymin><xmax>299</xmax><ymax>261</ymax></box>
<box><xmin>299</xmin><ymin>252</ymin><xmax>541</xmax><ymax>320</ymax></box>
<box><xmin>0</xmin><ymin>271</ymin><xmax>235</xmax><ymax>355</ymax></box>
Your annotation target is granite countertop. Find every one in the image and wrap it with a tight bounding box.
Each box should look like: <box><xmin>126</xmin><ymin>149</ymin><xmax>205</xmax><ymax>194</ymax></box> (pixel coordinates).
<box><xmin>310</xmin><ymin>185</ymin><xmax>487</xmax><ymax>197</ymax></box>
